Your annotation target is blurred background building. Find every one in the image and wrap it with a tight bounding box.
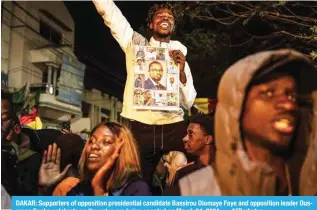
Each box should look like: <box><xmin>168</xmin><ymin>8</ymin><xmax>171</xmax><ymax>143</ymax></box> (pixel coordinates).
<box><xmin>1</xmin><ymin>1</ymin><xmax>122</xmax><ymax>136</ymax></box>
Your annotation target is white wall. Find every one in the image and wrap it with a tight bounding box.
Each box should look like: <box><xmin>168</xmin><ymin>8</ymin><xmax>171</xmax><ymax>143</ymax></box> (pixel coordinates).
<box><xmin>2</xmin><ymin>1</ymin><xmax>75</xmax><ymax>90</ymax></box>
<box><xmin>84</xmin><ymin>89</ymin><xmax>123</xmax><ymax>128</ymax></box>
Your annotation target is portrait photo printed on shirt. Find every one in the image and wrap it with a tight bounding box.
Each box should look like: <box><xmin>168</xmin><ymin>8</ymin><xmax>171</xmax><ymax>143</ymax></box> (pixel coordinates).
<box><xmin>133</xmin><ymin>45</ymin><xmax>179</xmax><ymax>111</ymax></box>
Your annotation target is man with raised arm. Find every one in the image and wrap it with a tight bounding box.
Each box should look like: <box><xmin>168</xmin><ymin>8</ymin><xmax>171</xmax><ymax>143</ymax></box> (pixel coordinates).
<box><xmin>92</xmin><ymin>0</ymin><xmax>197</xmax><ymax>190</ymax></box>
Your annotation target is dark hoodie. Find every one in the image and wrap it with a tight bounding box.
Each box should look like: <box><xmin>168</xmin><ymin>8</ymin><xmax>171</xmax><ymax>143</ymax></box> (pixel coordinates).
<box><xmin>178</xmin><ymin>49</ymin><xmax>317</xmax><ymax>195</ymax></box>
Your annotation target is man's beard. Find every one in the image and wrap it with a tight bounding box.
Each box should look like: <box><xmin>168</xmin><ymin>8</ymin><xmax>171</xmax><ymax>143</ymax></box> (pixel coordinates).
<box><xmin>156</xmin><ymin>32</ymin><xmax>171</xmax><ymax>38</ymax></box>
<box><xmin>248</xmin><ymin>135</ymin><xmax>293</xmax><ymax>158</ymax></box>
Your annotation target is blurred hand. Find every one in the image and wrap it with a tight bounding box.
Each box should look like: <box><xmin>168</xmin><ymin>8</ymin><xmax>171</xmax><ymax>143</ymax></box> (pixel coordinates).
<box><xmin>91</xmin><ymin>140</ymin><xmax>124</xmax><ymax>195</ymax></box>
<box><xmin>38</xmin><ymin>143</ymin><xmax>71</xmax><ymax>187</ymax></box>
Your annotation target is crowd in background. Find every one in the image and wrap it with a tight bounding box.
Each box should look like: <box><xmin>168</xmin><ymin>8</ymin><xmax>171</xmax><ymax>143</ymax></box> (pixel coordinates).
<box><xmin>1</xmin><ymin>0</ymin><xmax>317</xmax><ymax>208</ymax></box>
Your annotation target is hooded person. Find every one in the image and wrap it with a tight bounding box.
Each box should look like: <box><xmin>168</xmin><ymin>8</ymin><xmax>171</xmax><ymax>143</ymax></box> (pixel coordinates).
<box><xmin>178</xmin><ymin>49</ymin><xmax>317</xmax><ymax>195</ymax></box>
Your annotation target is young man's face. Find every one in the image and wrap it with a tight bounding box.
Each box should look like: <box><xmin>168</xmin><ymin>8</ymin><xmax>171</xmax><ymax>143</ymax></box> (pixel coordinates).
<box><xmin>241</xmin><ymin>72</ymin><xmax>299</xmax><ymax>153</ymax></box>
<box><xmin>149</xmin><ymin>62</ymin><xmax>163</xmax><ymax>83</ymax></box>
<box><xmin>183</xmin><ymin>123</ymin><xmax>208</xmax><ymax>156</ymax></box>
<box><xmin>150</xmin><ymin>8</ymin><xmax>175</xmax><ymax>37</ymax></box>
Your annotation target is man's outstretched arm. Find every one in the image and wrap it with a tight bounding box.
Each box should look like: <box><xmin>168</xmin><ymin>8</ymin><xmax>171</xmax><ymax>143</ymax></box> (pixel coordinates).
<box><xmin>93</xmin><ymin>0</ymin><xmax>134</xmax><ymax>52</ymax></box>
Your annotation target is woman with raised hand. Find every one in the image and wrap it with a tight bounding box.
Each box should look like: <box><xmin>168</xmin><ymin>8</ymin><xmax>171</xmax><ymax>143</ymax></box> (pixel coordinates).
<box><xmin>39</xmin><ymin>122</ymin><xmax>151</xmax><ymax>196</ymax></box>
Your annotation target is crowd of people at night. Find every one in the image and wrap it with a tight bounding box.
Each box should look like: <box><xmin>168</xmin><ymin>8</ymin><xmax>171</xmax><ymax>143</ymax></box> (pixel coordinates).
<box><xmin>1</xmin><ymin>1</ymin><xmax>316</xmax><ymax>207</ymax></box>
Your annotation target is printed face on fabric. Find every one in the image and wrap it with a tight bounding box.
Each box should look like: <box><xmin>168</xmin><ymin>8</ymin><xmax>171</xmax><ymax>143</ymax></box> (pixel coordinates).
<box><xmin>85</xmin><ymin>125</ymin><xmax>117</xmax><ymax>173</ymax></box>
<box><xmin>149</xmin><ymin>61</ymin><xmax>164</xmax><ymax>83</ymax></box>
<box><xmin>241</xmin><ymin>72</ymin><xmax>299</xmax><ymax>153</ymax></box>
<box><xmin>150</xmin><ymin>8</ymin><xmax>175</xmax><ymax>37</ymax></box>
<box><xmin>145</xmin><ymin>91</ymin><xmax>152</xmax><ymax>100</ymax></box>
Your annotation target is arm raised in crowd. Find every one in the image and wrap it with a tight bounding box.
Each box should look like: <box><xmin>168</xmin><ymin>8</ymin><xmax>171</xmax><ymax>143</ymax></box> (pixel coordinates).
<box><xmin>92</xmin><ymin>0</ymin><xmax>134</xmax><ymax>52</ymax></box>
<box><xmin>38</xmin><ymin>144</ymin><xmax>71</xmax><ymax>195</ymax></box>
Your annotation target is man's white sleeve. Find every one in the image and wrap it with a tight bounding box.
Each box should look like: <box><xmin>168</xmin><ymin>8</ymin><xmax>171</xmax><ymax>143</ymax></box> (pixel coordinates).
<box><xmin>93</xmin><ymin>0</ymin><xmax>134</xmax><ymax>52</ymax></box>
<box><xmin>179</xmin><ymin>62</ymin><xmax>197</xmax><ymax>110</ymax></box>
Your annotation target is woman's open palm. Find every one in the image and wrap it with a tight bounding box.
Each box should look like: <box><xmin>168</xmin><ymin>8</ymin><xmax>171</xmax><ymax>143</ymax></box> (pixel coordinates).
<box><xmin>38</xmin><ymin>143</ymin><xmax>71</xmax><ymax>187</ymax></box>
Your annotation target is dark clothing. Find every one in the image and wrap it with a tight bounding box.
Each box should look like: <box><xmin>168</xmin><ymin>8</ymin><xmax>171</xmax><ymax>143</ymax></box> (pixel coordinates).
<box><xmin>163</xmin><ymin>184</ymin><xmax>181</xmax><ymax>196</ymax></box>
<box><xmin>22</xmin><ymin>127</ymin><xmax>62</xmax><ymax>153</ymax></box>
<box><xmin>129</xmin><ymin>119</ymin><xmax>195</xmax><ymax>192</ymax></box>
<box><xmin>174</xmin><ymin>161</ymin><xmax>205</xmax><ymax>185</ymax></box>
<box><xmin>1</xmin><ymin>142</ymin><xmax>41</xmax><ymax>196</ymax></box>
<box><xmin>1</xmin><ymin>143</ymin><xmax>18</xmax><ymax>196</ymax></box>
<box><xmin>144</xmin><ymin>78</ymin><xmax>166</xmax><ymax>90</ymax></box>
<box><xmin>67</xmin><ymin>179</ymin><xmax>152</xmax><ymax>196</ymax></box>
<box><xmin>16</xmin><ymin>153</ymin><xmax>41</xmax><ymax>195</ymax></box>
<box><xmin>2</xmin><ymin>128</ymin><xmax>59</xmax><ymax>196</ymax></box>
<box><xmin>134</xmin><ymin>77</ymin><xmax>142</xmax><ymax>88</ymax></box>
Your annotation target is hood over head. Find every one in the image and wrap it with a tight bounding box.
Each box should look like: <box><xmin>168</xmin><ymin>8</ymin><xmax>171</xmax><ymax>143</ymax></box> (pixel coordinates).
<box><xmin>215</xmin><ymin>49</ymin><xmax>317</xmax><ymax>195</ymax></box>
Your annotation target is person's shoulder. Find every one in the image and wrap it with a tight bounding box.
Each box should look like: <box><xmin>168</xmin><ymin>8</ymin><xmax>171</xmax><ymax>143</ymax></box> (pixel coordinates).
<box><xmin>177</xmin><ymin>163</ymin><xmax>197</xmax><ymax>177</ymax></box>
<box><xmin>123</xmin><ymin>180</ymin><xmax>152</xmax><ymax>196</ymax></box>
<box><xmin>132</xmin><ymin>32</ymin><xmax>148</xmax><ymax>46</ymax></box>
<box><xmin>170</xmin><ymin>40</ymin><xmax>187</xmax><ymax>56</ymax></box>
<box><xmin>18</xmin><ymin>151</ymin><xmax>41</xmax><ymax>166</ymax></box>
<box><xmin>53</xmin><ymin>177</ymin><xmax>80</xmax><ymax>196</ymax></box>
<box><xmin>59</xmin><ymin>177</ymin><xmax>80</xmax><ymax>187</ymax></box>
<box><xmin>144</xmin><ymin>78</ymin><xmax>152</xmax><ymax>86</ymax></box>
<box><xmin>160</xmin><ymin>84</ymin><xmax>166</xmax><ymax>89</ymax></box>
<box><xmin>163</xmin><ymin>184</ymin><xmax>181</xmax><ymax>196</ymax></box>
<box><xmin>179</xmin><ymin>166</ymin><xmax>221</xmax><ymax>195</ymax></box>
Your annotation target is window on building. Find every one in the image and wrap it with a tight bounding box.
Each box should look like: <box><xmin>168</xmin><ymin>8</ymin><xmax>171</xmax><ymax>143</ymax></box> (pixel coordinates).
<box><xmin>82</xmin><ymin>102</ymin><xmax>90</xmax><ymax>118</ymax></box>
<box><xmin>42</xmin><ymin>70</ymin><xmax>48</xmax><ymax>84</ymax></box>
<box><xmin>101</xmin><ymin>108</ymin><xmax>110</xmax><ymax>117</ymax></box>
<box><xmin>117</xmin><ymin>113</ymin><xmax>121</xmax><ymax>123</ymax></box>
<box><xmin>101</xmin><ymin>117</ymin><xmax>108</xmax><ymax>123</ymax></box>
<box><xmin>39</xmin><ymin>20</ymin><xmax>62</xmax><ymax>45</ymax></box>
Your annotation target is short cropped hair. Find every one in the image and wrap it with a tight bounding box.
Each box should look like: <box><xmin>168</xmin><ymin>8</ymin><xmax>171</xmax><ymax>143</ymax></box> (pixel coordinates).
<box><xmin>189</xmin><ymin>114</ymin><xmax>214</xmax><ymax>137</ymax></box>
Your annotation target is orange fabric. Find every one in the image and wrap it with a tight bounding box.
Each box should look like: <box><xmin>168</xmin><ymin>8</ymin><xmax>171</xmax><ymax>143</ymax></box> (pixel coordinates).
<box><xmin>53</xmin><ymin>177</ymin><xmax>80</xmax><ymax>196</ymax></box>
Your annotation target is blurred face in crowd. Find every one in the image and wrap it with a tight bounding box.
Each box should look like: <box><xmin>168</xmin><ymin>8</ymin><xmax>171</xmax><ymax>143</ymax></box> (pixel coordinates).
<box><xmin>183</xmin><ymin>123</ymin><xmax>211</xmax><ymax>156</ymax></box>
<box><xmin>170</xmin><ymin>77</ymin><xmax>175</xmax><ymax>84</ymax></box>
<box><xmin>85</xmin><ymin>125</ymin><xmax>117</xmax><ymax>173</ymax></box>
<box><xmin>241</xmin><ymin>72</ymin><xmax>299</xmax><ymax>153</ymax></box>
<box><xmin>149</xmin><ymin>62</ymin><xmax>163</xmax><ymax>83</ymax></box>
<box><xmin>137</xmin><ymin>59</ymin><xmax>143</xmax><ymax>66</ymax></box>
<box><xmin>150</xmin><ymin>8</ymin><xmax>175</xmax><ymax>38</ymax></box>
<box><xmin>1</xmin><ymin>99</ymin><xmax>13</xmax><ymax>141</ymax></box>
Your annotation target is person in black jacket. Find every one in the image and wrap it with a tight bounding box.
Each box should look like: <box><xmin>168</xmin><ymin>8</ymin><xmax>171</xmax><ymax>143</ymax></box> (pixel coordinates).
<box><xmin>1</xmin><ymin>91</ymin><xmax>41</xmax><ymax>196</ymax></box>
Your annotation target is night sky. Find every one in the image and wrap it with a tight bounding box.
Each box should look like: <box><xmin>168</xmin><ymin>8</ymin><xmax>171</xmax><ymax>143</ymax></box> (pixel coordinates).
<box><xmin>65</xmin><ymin>1</ymin><xmax>162</xmax><ymax>99</ymax></box>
